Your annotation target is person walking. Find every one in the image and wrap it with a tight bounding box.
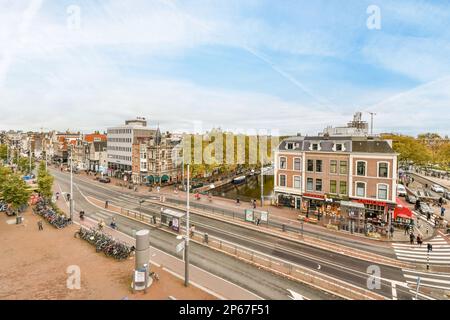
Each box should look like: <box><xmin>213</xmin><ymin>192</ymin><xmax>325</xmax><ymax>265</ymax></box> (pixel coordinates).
<box><xmin>417</xmin><ymin>235</ymin><xmax>423</xmax><ymax>246</ymax></box>
<box><xmin>441</xmin><ymin>206</ymin><xmax>446</xmax><ymax>217</ymax></box>
<box><xmin>253</xmin><ymin>199</ymin><xmax>257</xmax><ymax>209</ymax></box>
<box><xmin>236</xmin><ymin>198</ymin><xmax>240</xmax><ymax>206</ymax></box>
<box><xmin>410</xmin><ymin>233</ymin><xmax>415</xmax><ymax>245</ymax></box>
<box><xmin>439</xmin><ymin>197</ymin><xmax>443</xmax><ymax>207</ymax></box>
<box><xmin>37</xmin><ymin>220</ymin><xmax>43</xmax><ymax>231</ymax></box>
<box><xmin>105</xmin><ymin>200</ymin><xmax>109</xmax><ymax>209</ymax></box>
<box><xmin>404</xmin><ymin>224</ymin><xmax>409</xmax><ymax>235</ymax></box>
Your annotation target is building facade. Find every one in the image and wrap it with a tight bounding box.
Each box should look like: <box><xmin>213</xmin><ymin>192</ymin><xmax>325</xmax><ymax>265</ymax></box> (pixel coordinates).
<box><xmin>274</xmin><ymin>134</ymin><xmax>398</xmax><ymax>235</ymax></box>
<box><xmin>107</xmin><ymin>117</ymin><xmax>155</xmax><ymax>180</ymax></box>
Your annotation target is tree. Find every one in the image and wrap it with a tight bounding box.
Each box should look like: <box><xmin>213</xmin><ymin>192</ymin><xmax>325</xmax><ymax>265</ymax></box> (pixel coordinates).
<box><xmin>2</xmin><ymin>173</ymin><xmax>31</xmax><ymax>209</ymax></box>
<box><xmin>382</xmin><ymin>134</ymin><xmax>432</xmax><ymax>165</ymax></box>
<box><xmin>14</xmin><ymin>156</ymin><xmax>35</xmax><ymax>174</ymax></box>
<box><xmin>0</xmin><ymin>144</ymin><xmax>7</xmax><ymax>161</ymax></box>
<box><xmin>38</xmin><ymin>174</ymin><xmax>54</xmax><ymax>199</ymax></box>
<box><xmin>0</xmin><ymin>165</ymin><xmax>12</xmax><ymax>193</ymax></box>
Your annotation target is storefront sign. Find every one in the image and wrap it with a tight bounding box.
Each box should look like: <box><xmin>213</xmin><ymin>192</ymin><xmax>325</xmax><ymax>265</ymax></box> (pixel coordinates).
<box><xmin>355</xmin><ymin>199</ymin><xmax>386</xmax><ymax>207</ymax></box>
<box><xmin>302</xmin><ymin>193</ymin><xmax>325</xmax><ymax>200</ymax></box>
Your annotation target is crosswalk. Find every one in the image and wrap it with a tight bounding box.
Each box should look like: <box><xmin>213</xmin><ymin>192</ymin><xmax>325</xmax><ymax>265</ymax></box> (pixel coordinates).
<box><xmin>402</xmin><ymin>268</ymin><xmax>450</xmax><ymax>295</ymax></box>
<box><xmin>413</xmin><ymin>210</ymin><xmax>447</xmax><ymax>228</ymax></box>
<box><xmin>392</xmin><ymin>235</ymin><xmax>450</xmax><ymax>265</ymax></box>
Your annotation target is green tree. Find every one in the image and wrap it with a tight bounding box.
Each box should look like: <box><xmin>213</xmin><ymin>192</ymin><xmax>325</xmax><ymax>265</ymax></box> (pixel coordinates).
<box><xmin>0</xmin><ymin>165</ymin><xmax>12</xmax><ymax>194</ymax></box>
<box><xmin>14</xmin><ymin>156</ymin><xmax>35</xmax><ymax>174</ymax></box>
<box><xmin>2</xmin><ymin>173</ymin><xmax>31</xmax><ymax>209</ymax></box>
<box><xmin>38</xmin><ymin>174</ymin><xmax>54</xmax><ymax>199</ymax></box>
<box><xmin>0</xmin><ymin>144</ymin><xmax>7</xmax><ymax>161</ymax></box>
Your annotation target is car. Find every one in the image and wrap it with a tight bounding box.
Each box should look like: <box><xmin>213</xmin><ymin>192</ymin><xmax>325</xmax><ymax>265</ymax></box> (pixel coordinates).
<box><xmin>406</xmin><ymin>194</ymin><xmax>417</xmax><ymax>204</ymax></box>
<box><xmin>397</xmin><ymin>184</ymin><xmax>407</xmax><ymax>197</ymax></box>
<box><xmin>444</xmin><ymin>190</ymin><xmax>450</xmax><ymax>200</ymax></box>
<box><xmin>419</xmin><ymin>203</ymin><xmax>434</xmax><ymax>215</ymax></box>
<box><xmin>431</xmin><ymin>184</ymin><xmax>445</xmax><ymax>193</ymax></box>
<box><xmin>98</xmin><ymin>177</ymin><xmax>111</xmax><ymax>183</ymax></box>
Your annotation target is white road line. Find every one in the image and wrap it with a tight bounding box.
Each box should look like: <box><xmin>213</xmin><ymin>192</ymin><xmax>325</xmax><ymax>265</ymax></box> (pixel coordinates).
<box><xmin>162</xmin><ymin>267</ymin><xmax>226</xmax><ymax>300</ymax></box>
<box><xmin>408</xmin><ymin>290</ymin><xmax>436</xmax><ymax>300</ymax></box>
<box><xmin>404</xmin><ymin>275</ymin><xmax>450</xmax><ymax>285</ymax></box>
<box><xmin>406</xmin><ymin>281</ymin><xmax>450</xmax><ymax>291</ymax></box>
<box><xmin>391</xmin><ymin>283</ymin><xmax>397</xmax><ymax>300</ymax></box>
<box><xmin>403</xmin><ymin>269</ymin><xmax>450</xmax><ymax>278</ymax></box>
<box><xmin>395</xmin><ymin>257</ymin><xmax>450</xmax><ymax>263</ymax></box>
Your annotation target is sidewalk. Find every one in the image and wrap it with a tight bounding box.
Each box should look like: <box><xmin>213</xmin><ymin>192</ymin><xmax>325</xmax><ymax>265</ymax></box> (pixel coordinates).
<box><xmin>0</xmin><ymin>207</ymin><xmax>214</xmax><ymax>300</ymax></box>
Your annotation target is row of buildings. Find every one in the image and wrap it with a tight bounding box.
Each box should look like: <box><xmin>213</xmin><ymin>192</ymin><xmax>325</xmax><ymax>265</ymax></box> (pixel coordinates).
<box><xmin>1</xmin><ymin>117</ymin><xmax>183</xmax><ymax>185</ymax></box>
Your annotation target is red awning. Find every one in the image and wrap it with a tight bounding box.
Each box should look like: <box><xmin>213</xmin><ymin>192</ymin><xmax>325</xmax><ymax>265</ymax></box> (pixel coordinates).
<box><xmin>394</xmin><ymin>197</ymin><xmax>413</xmax><ymax>219</ymax></box>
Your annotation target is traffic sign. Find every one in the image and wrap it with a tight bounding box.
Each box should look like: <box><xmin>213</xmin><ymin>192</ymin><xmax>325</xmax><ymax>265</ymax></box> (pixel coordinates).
<box><xmin>176</xmin><ymin>241</ymin><xmax>185</xmax><ymax>253</ymax></box>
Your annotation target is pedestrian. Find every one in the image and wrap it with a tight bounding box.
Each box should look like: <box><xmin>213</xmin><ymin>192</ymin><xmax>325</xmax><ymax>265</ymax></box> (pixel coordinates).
<box><xmin>105</xmin><ymin>200</ymin><xmax>109</xmax><ymax>209</ymax></box>
<box><xmin>439</xmin><ymin>197</ymin><xmax>443</xmax><ymax>207</ymax></box>
<box><xmin>410</xmin><ymin>233</ymin><xmax>415</xmax><ymax>245</ymax></box>
<box><xmin>390</xmin><ymin>226</ymin><xmax>394</xmax><ymax>238</ymax></box>
<box><xmin>404</xmin><ymin>224</ymin><xmax>409</xmax><ymax>235</ymax></box>
<box><xmin>236</xmin><ymin>198</ymin><xmax>240</xmax><ymax>206</ymax></box>
<box><xmin>415</xmin><ymin>199</ymin><xmax>420</xmax><ymax>211</ymax></box>
<box><xmin>441</xmin><ymin>206</ymin><xmax>446</xmax><ymax>217</ymax></box>
<box><xmin>253</xmin><ymin>199</ymin><xmax>257</xmax><ymax>209</ymax></box>
<box><xmin>37</xmin><ymin>220</ymin><xmax>43</xmax><ymax>231</ymax></box>
<box><xmin>257</xmin><ymin>218</ymin><xmax>261</xmax><ymax>226</ymax></box>
<box><xmin>417</xmin><ymin>235</ymin><xmax>422</xmax><ymax>246</ymax></box>
<box><xmin>56</xmin><ymin>192</ymin><xmax>59</xmax><ymax>200</ymax></box>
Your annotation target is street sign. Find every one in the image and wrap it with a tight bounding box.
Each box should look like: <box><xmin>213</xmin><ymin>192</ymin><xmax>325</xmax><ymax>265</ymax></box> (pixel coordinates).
<box><xmin>176</xmin><ymin>241</ymin><xmax>185</xmax><ymax>253</ymax></box>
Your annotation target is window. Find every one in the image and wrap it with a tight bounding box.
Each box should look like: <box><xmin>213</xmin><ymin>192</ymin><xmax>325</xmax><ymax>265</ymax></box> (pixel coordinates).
<box><xmin>335</xmin><ymin>144</ymin><xmax>343</xmax><ymax>151</ymax></box>
<box><xmin>312</xmin><ymin>143</ymin><xmax>319</xmax><ymax>151</ymax></box>
<box><xmin>316</xmin><ymin>179</ymin><xmax>322</xmax><ymax>192</ymax></box>
<box><xmin>356</xmin><ymin>161</ymin><xmax>366</xmax><ymax>176</ymax></box>
<box><xmin>378</xmin><ymin>184</ymin><xmax>388</xmax><ymax>200</ymax></box>
<box><xmin>294</xmin><ymin>176</ymin><xmax>301</xmax><ymax>189</ymax></box>
<box><xmin>307</xmin><ymin>178</ymin><xmax>314</xmax><ymax>191</ymax></box>
<box><xmin>287</xmin><ymin>143</ymin><xmax>293</xmax><ymax>150</ymax></box>
<box><xmin>330</xmin><ymin>180</ymin><xmax>337</xmax><ymax>194</ymax></box>
<box><xmin>294</xmin><ymin>158</ymin><xmax>302</xmax><ymax>171</ymax></box>
<box><xmin>340</xmin><ymin>181</ymin><xmax>347</xmax><ymax>195</ymax></box>
<box><xmin>378</xmin><ymin>162</ymin><xmax>388</xmax><ymax>178</ymax></box>
<box><xmin>316</xmin><ymin>160</ymin><xmax>322</xmax><ymax>173</ymax></box>
<box><xmin>356</xmin><ymin>182</ymin><xmax>366</xmax><ymax>197</ymax></box>
<box><xmin>279</xmin><ymin>174</ymin><xmax>286</xmax><ymax>187</ymax></box>
<box><xmin>307</xmin><ymin>159</ymin><xmax>314</xmax><ymax>172</ymax></box>
<box><xmin>280</xmin><ymin>157</ymin><xmax>287</xmax><ymax>169</ymax></box>
<box><xmin>330</xmin><ymin>160</ymin><xmax>337</xmax><ymax>174</ymax></box>
<box><xmin>340</xmin><ymin>161</ymin><xmax>348</xmax><ymax>174</ymax></box>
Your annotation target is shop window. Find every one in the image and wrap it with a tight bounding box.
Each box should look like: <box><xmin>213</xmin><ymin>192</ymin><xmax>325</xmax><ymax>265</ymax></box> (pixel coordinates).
<box><xmin>378</xmin><ymin>162</ymin><xmax>388</xmax><ymax>178</ymax></box>
<box><xmin>356</xmin><ymin>182</ymin><xmax>366</xmax><ymax>197</ymax></box>
<box><xmin>316</xmin><ymin>179</ymin><xmax>322</xmax><ymax>192</ymax></box>
<box><xmin>307</xmin><ymin>178</ymin><xmax>313</xmax><ymax>191</ymax></box>
<box><xmin>340</xmin><ymin>181</ymin><xmax>347</xmax><ymax>195</ymax></box>
<box><xmin>279</xmin><ymin>174</ymin><xmax>286</xmax><ymax>187</ymax></box>
<box><xmin>330</xmin><ymin>180</ymin><xmax>337</xmax><ymax>194</ymax></box>
<box><xmin>279</xmin><ymin>157</ymin><xmax>287</xmax><ymax>169</ymax></box>
<box><xmin>294</xmin><ymin>158</ymin><xmax>302</xmax><ymax>171</ymax></box>
<box><xmin>307</xmin><ymin>159</ymin><xmax>314</xmax><ymax>172</ymax></box>
<box><xmin>330</xmin><ymin>160</ymin><xmax>337</xmax><ymax>174</ymax></box>
<box><xmin>316</xmin><ymin>160</ymin><xmax>323</xmax><ymax>173</ymax></box>
<box><xmin>340</xmin><ymin>161</ymin><xmax>347</xmax><ymax>174</ymax></box>
<box><xmin>356</xmin><ymin>161</ymin><xmax>366</xmax><ymax>176</ymax></box>
<box><xmin>294</xmin><ymin>176</ymin><xmax>301</xmax><ymax>189</ymax></box>
<box><xmin>378</xmin><ymin>184</ymin><xmax>388</xmax><ymax>200</ymax></box>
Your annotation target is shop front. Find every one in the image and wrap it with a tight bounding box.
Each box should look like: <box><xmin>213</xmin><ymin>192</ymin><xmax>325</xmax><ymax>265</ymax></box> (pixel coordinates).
<box><xmin>339</xmin><ymin>201</ymin><xmax>365</xmax><ymax>234</ymax></box>
<box><xmin>353</xmin><ymin>199</ymin><xmax>396</xmax><ymax>237</ymax></box>
<box><xmin>301</xmin><ymin>193</ymin><xmax>327</xmax><ymax>219</ymax></box>
<box><xmin>277</xmin><ymin>194</ymin><xmax>298</xmax><ymax>209</ymax></box>
<box><xmin>393</xmin><ymin>197</ymin><xmax>413</xmax><ymax>228</ymax></box>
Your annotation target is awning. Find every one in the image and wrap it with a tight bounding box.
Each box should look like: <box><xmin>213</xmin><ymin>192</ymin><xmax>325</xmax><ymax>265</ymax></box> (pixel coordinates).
<box><xmin>161</xmin><ymin>174</ymin><xmax>170</xmax><ymax>182</ymax></box>
<box><xmin>147</xmin><ymin>175</ymin><xmax>154</xmax><ymax>183</ymax></box>
<box><xmin>394</xmin><ymin>197</ymin><xmax>413</xmax><ymax>219</ymax></box>
<box><xmin>340</xmin><ymin>201</ymin><xmax>365</xmax><ymax>209</ymax></box>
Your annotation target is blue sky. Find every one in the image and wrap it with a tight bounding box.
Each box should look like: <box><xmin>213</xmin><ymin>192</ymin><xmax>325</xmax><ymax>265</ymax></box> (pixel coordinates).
<box><xmin>1</xmin><ymin>0</ymin><xmax>450</xmax><ymax>136</ymax></box>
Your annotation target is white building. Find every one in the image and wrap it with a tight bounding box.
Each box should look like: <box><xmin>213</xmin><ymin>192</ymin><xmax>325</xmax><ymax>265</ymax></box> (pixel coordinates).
<box><xmin>107</xmin><ymin>117</ymin><xmax>155</xmax><ymax>179</ymax></box>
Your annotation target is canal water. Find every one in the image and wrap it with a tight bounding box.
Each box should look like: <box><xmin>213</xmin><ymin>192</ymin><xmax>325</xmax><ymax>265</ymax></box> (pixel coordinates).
<box><xmin>211</xmin><ymin>175</ymin><xmax>274</xmax><ymax>202</ymax></box>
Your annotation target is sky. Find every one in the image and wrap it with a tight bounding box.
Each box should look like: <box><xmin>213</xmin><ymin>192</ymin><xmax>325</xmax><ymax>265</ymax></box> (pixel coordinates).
<box><xmin>0</xmin><ymin>0</ymin><xmax>449</xmax><ymax>136</ymax></box>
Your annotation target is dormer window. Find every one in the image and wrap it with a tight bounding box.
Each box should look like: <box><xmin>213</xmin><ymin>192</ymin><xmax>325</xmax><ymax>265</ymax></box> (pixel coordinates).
<box><xmin>312</xmin><ymin>143</ymin><xmax>319</xmax><ymax>151</ymax></box>
<box><xmin>336</xmin><ymin>144</ymin><xmax>343</xmax><ymax>151</ymax></box>
<box><xmin>286</xmin><ymin>143</ymin><xmax>294</xmax><ymax>150</ymax></box>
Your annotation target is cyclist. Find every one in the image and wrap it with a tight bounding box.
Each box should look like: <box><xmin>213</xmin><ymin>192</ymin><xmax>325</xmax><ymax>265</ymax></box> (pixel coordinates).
<box><xmin>98</xmin><ymin>219</ymin><xmax>105</xmax><ymax>231</ymax></box>
<box><xmin>110</xmin><ymin>217</ymin><xmax>117</xmax><ymax>230</ymax></box>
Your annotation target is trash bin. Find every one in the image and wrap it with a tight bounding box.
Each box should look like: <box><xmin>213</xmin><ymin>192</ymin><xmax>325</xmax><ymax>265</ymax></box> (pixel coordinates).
<box><xmin>16</xmin><ymin>216</ymin><xmax>23</xmax><ymax>224</ymax></box>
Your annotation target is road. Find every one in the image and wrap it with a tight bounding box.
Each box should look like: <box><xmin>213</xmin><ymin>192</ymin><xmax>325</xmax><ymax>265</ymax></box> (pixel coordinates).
<box><xmin>51</xmin><ymin>168</ymin><xmax>423</xmax><ymax>300</ymax></box>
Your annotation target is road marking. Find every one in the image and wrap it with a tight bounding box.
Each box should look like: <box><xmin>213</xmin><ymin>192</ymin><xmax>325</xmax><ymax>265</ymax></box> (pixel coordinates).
<box><xmin>391</xmin><ymin>283</ymin><xmax>397</xmax><ymax>300</ymax></box>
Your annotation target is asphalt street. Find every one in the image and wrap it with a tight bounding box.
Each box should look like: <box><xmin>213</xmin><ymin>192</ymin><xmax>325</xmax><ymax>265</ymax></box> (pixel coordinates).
<box><xmin>51</xmin><ymin>168</ymin><xmax>419</xmax><ymax>300</ymax></box>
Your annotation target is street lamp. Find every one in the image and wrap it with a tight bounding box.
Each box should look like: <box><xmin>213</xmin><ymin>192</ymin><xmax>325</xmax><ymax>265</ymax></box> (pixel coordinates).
<box><xmin>69</xmin><ymin>145</ymin><xmax>74</xmax><ymax>222</ymax></box>
<box><xmin>185</xmin><ymin>163</ymin><xmax>190</xmax><ymax>287</ymax></box>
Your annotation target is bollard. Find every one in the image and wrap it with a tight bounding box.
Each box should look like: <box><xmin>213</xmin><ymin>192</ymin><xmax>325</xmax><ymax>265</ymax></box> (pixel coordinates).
<box><xmin>282</xmin><ymin>224</ymin><xmax>286</xmax><ymax>232</ymax></box>
<box><xmin>204</xmin><ymin>233</ymin><xmax>209</xmax><ymax>244</ymax></box>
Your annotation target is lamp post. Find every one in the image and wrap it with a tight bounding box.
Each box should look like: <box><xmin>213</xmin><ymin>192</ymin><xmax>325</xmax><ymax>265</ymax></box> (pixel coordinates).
<box><xmin>69</xmin><ymin>145</ymin><xmax>74</xmax><ymax>221</ymax></box>
<box><xmin>260</xmin><ymin>162</ymin><xmax>264</xmax><ymax>207</ymax></box>
<box><xmin>184</xmin><ymin>163</ymin><xmax>190</xmax><ymax>287</ymax></box>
